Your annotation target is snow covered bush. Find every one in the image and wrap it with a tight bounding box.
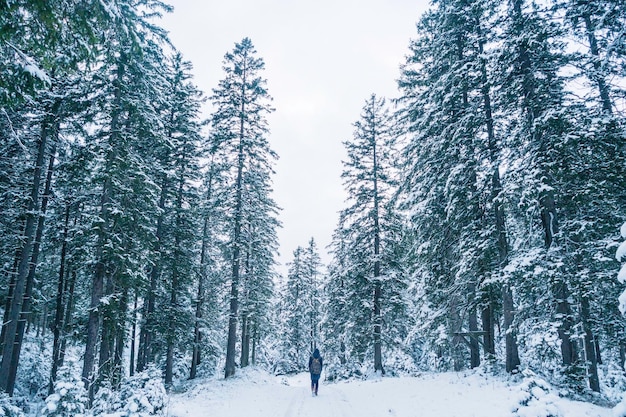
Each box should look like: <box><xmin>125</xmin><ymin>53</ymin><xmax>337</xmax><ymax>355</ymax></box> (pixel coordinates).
<box><xmin>512</xmin><ymin>370</ymin><xmax>562</xmax><ymax>417</ymax></box>
<box><xmin>0</xmin><ymin>392</ymin><xmax>25</xmax><ymax>417</ymax></box>
<box><xmin>91</xmin><ymin>365</ymin><xmax>167</xmax><ymax>417</ymax></box>
<box><xmin>41</xmin><ymin>370</ymin><xmax>89</xmax><ymax>417</ymax></box>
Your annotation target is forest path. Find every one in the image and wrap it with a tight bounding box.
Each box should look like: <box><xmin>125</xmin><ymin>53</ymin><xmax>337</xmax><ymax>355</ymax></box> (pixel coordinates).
<box><xmin>167</xmin><ymin>368</ymin><xmax>612</xmax><ymax>417</ymax></box>
<box><xmin>167</xmin><ymin>370</ymin><xmax>355</xmax><ymax>417</ymax></box>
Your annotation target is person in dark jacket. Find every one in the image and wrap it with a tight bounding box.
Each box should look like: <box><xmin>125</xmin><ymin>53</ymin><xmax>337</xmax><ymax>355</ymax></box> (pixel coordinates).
<box><xmin>308</xmin><ymin>348</ymin><xmax>323</xmax><ymax>396</ymax></box>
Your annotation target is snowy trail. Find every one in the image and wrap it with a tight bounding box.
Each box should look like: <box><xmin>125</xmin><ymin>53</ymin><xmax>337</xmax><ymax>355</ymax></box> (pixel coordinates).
<box><xmin>167</xmin><ymin>368</ymin><xmax>612</xmax><ymax>417</ymax></box>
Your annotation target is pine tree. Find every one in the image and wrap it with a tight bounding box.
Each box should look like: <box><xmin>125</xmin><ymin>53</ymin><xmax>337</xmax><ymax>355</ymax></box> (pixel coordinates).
<box><xmin>334</xmin><ymin>94</ymin><xmax>405</xmax><ymax>374</ymax></box>
<box><xmin>210</xmin><ymin>38</ymin><xmax>277</xmax><ymax>378</ymax></box>
<box><xmin>396</xmin><ymin>0</ymin><xmax>499</xmax><ymax>371</ymax></box>
<box><xmin>80</xmin><ymin>0</ymin><xmax>172</xmax><ymax>394</ymax></box>
<box><xmin>0</xmin><ymin>0</ymin><xmax>109</xmax><ymax>396</ymax></box>
<box><xmin>496</xmin><ymin>0</ymin><xmax>584</xmax><ymax>385</ymax></box>
<box><xmin>277</xmin><ymin>238</ymin><xmax>323</xmax><ymax>372</ymax></box>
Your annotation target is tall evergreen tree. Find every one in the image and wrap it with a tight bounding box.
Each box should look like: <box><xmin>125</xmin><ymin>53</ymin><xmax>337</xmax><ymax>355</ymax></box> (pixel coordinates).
<box><xmin>80</xmin><ymin>0</ymin><xmax>172</xmax><ymax>394</ymax></box>
<box><xmin>335</xmin><ymin>94</ymin><xmax>405</xmax><ymax>374</ymax></box>
<box><xmin>209</xmin><ymin>37</ymin><xmax>277</xmax><ymax>379</ymax></box>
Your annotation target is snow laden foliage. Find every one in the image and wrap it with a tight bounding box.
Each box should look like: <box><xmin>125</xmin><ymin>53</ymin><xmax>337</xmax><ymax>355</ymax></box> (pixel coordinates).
<box><xmin>209</xmin><ymin>37</ymin><xmax>280</xmax><ymax>379</ymax></box>
<box><xmin>392</xmin><ymin>0</ymin><xmax>626</xmax><ymax>397</ymax></box>
<box><xmin>90</xmin><ymin>366</ymin><xmax>167</xmax><ymax>417</ymax></box>
<box><xmin>0</xmin><ymin>393</ymin><xmax>24</xmax><ymax>417</ymax></box>
<box><xmin>42</xmin><ymin>369</ymin><xmax>88</xmax><ymax>417</ymax></box>
<box><xmin>511</xmin><ymin>370</ymin><xmax>564</xmax><ymax>417</ymax></box>
<box><xmin>323</xmin><ymin>94</ymin><xmax>411</xmax><ymax>379</ymax></box>
<box><xmin>274</xmin><ymin>239</ymin><xmax>323</xmax><ymax>374</ymax></box>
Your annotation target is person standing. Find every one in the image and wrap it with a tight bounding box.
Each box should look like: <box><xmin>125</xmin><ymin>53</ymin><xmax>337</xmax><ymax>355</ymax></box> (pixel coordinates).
<box><xmin>308</xmin><ymin>348</ymin><xmax>323</xmax><ymax>396</ymax></box>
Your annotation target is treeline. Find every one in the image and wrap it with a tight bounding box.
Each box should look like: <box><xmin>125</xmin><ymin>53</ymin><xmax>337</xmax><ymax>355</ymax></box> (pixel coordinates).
<box><xmin>310</xmin><ymin>0</ymin><xmax>626</xmax><ymax>395</ymax></box>
<box><xmin>0</xmin><ymin>0</ymin><xmax>278</xmax><ymax>408</ymax></box>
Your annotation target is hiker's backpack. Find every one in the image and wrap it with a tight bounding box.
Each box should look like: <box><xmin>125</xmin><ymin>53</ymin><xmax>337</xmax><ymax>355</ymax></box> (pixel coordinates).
<box><xmin>311</xmin><ymin>357</ymin><xmax>321</xmax><ymax>374</ymax></box>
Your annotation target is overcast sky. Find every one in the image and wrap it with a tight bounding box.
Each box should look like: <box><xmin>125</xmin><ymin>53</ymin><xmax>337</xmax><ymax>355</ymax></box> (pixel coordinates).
<box><xmin>159</xmin><ymin>0</ymin><xmax>430</xmax><ymax>275</ymax></box>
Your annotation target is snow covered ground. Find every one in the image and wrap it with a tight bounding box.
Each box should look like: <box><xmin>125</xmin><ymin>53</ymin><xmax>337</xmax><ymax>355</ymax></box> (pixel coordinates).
<box><xmin>167</xmin><ymin>368</ymin><xmax>612</xmax><ymax>417</ymax></box>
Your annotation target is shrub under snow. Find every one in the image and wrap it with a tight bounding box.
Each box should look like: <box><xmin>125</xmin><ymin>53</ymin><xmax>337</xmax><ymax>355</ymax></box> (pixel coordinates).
<box><xmin>0</xmin><ymin>392</ymin><xmax>25</xmax><ymax>417</ymax></box>
<box><xmin>512</xmin><ymin>370</ymin><xmax>562</xmax><ymax>417</ymax></box>
<box><xmin>92</xmin><ymin>365</ymin><xmax>167</xmax><ymax>417</ymax></box>
<box><xmin>41</xmin><ymin>371</ymin><xmax>89</xmax><ymax>417</ymax></box>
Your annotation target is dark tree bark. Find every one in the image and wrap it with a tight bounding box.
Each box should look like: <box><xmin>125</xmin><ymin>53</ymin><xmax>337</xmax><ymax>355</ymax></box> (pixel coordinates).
<box><xmin>371</xmin><ymin>99</ymin><xmax>384</xmax><ymax>375</ymax></box>
<box><xmin>582</xmin><ymin>12</ymin><xmax>613</xmax><ymax>114</ymax></box>
<box><xmin>476</xmin><ymin>15</ymin><xmax>521</xmax><ymax>372</ymax></box>
<box><xmin>0</xmin><ymin>97</ymin><xmax>60</xmax><ymax>395</ymax></box>
<box><xmin>111</xmin><ymin>287</ymin><xmax>128</xmax><ymax>387</ymax></box>
<box><xmin>98</xmin><ymin>274</ymin><xmax>116</xmax><ymax>382</ymax></box>
<box><xmin>553</xmin><ymin>281</ymin><xmax>577</xmax><ymax>366</ymax></box>
<box><xmin>580</xmin><ymin>295</ymin><xmax>600</xmax><ymax>392</ymax></box>
<box><xmin>9</xmin><ymin>142</ymin><xmax>57</xmax><ymax>394</ymax></box>
<box><xmin>224</xmin><ymin>79</ymin><xmax>246</xmax><ymax>379</ymax></box>
<box><xmin>137</xmin><ymin>175</ymin><xmax>167</xmax><ymax>373</ymax></box>
<box><xmin>50</xmin><ymin>199</ymin><xmax>71</xmax><ymax>394</ymax></box>
<box><xmin>0</xmin><ymin>249</ymin><xmax>22</xmax><ymax>357</ymax></box>
<box><xmin>251</xmin><ymin>322</ymin><xmax>258</xmax><ymax>365</ymax></box>
<box><xmin>469</xmin><ymin>308</ymin><xmax>480</xmax><ymax>369</ymax></box>
<box><xmin>82</xmin><ymin>57</ymin><xmax>125</xmax><ymax>394</ymax></box>
<box><xmin>59</xmin><ymin>269</ymin><xmax>77</xmax><ymax>368</ymax></box>
<box><xmin>240</xmin><ymin>311</ymin><xmax>250</xmax><ymax>368</ymax></box>
<box><xmin>481</xmin><ymin>302</ymin><xmax>496</xmax><ymax>358</ymax></box>
<box><xmin>165</xmin><ymin>270</ymin><xmax>178</xmax><ymax>386</ymax></box>
<box><xmin>190</xmin><ymin>170</ymin><xmax>212</xmax><ymax>379</ymax></box>
<box><xmin>129</xmin><ymin>292</ymin><xmax>138</xmax><ymax>377</ymax></box>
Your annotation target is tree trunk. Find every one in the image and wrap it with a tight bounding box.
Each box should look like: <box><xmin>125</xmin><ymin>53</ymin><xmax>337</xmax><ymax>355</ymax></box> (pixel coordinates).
<box><xmin>9</xmin><ymin>145</ymin><xmax>57</xmax><ymax>393</ymax></box>
<box><xmin>165</xmin><ymin>268</ymin><xmax>178</xmax><ymax>386</ymax></box>
<box><xmin>59</xmin><ymin>269</ymin><xmax>77</xmax><ymax>368</ymax></box>
<box><xmin>554</xmin><ymin>280</ymin><xmax>577</xmax><ymax>366</ymax></box>
<box><xmin>166</xmin><ymin>159</ymin><xmax>188</xmax><ymax>387</ymax></box>
<box><xmin>191</xmin><ymin>157</ymin><xmax>217</xmax><ymax>379</ymax></box>
<box><xmin>0</xmin><ymin>250</ymin><xmax>22</xmax><ymax>357</ymax></box>
<box><xmin>371</xmin><ymin>101</ymin><xmax>384</xmax><ymax>375</ymax></box>
<box><xmin>450</xmin><ymin>295</ymin><xmax>464</xmax><ymax>372</ymax></box>
<box><xmin>580</xmin><ymin>295</ymin><xmax>600</xmax><ymax>392</ymax></box>
<box><xmin>251</xmin><ymin>322</ymin><xmax>258</xmax><ymax>365</ymax></box>
<box><xmin>98</xmin><ymin>275</ymin><xmax>116</xmax><ymax>383</ymax></box>
<box><xmin>469</xmin><ymin>308</ymin><xmax>480</xmax><ymax>369</ymax></box>
<box><xmin>138</xmin><ymin>176</ymin><xmax>167</xmax><ymax>373</ymax></box>
<box><xmin>225</xmin><ymin>79</ymin><xmax>247</xmax><ymax>379</ymax></box>
<box><xmin>50</xmin><ymin>199</ymin><xmax>71</xmax><ymax>394</ymax></box>
<box><xmin>582</xmin><ymin>13</ymin><xmax>613</xmax><ymax>114</ymax></box>
<box><xmin>594</xmin><ymin>337</ymin><xmax>602</xmax><ymax>365</ymax></box>
<box><xmin>129</xmin><ymin>292</ymin><xmax>138</xmax><ymax>377</ymax></box>
<box><xmin>0</xmin><ymin>102</ymin><xmax>60</xmax><ymax>395</ymax></box>
<box><xmin>477</xmin><ymin>16</ymin><xmax>520</xmax><ymax>371</ymax></box>
<box><xmin>111</xmin><ymin>287</ymin><xmax>128</xmax><ymax>388</ymax></box>
<box><xmin>502</xmin><ymin>284</ymin><xmax>520</xmax><ymax>372</ymax></box>
<box><xmin>240</xmin><ymin>312</ymin><xmax>249</xmax><ymax>368</ymax></box>
<box><xmin>83</xmin><ymin>57</ymin><xmax>125</xmax><ymax>395</ymax></box>
<box><xmin>481</xmin><ymin>301</ymin><xmax>495</xmax><ymax>358</ymax></box>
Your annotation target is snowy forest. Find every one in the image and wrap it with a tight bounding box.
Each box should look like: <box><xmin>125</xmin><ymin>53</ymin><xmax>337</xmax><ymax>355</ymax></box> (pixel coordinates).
<box><xmin>1</xmin><ymin>0</ymin><xmax>626</xmax><ymax>416</ymax></box>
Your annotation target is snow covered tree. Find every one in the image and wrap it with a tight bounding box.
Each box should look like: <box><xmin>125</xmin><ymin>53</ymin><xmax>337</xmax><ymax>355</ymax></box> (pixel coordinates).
<box><xmin>395</xmin><ymin>0</ymin><xmax>506</xmax><ymax>371</ymax></box>
<box><xmin>209</xmin><ymin>37</ymin><xmax>278</xmax><ymax>378</ymax></box>
<box><xmin>277</xmin><ymin>238</ymin><xmax>322</xmax><ymax>372</ymax></box>
<box><xmin>79</xmin><ymin>0</ymin><xmax>173</xmax><ymax>394</ymax></box>
<box><xmin>329</xmin><ymin>94</ymin><xmax>407</xmax><ymax>375</ymax></box>
<box><xmin>0</xmin><ymin>0</ymin><xmax>111</xmax><ymax>396</ymax></box>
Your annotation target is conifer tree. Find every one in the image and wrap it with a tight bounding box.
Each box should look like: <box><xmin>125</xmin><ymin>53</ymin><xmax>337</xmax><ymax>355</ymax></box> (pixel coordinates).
<box><xmin>210</xmin><ymin>38</ymin><xmax>277</xmax><ymax>379</ymax></box>
<box><xmin>336</xmin><ymin>94</ymin><xmax>404</xmax><ymax>374</ymax></box>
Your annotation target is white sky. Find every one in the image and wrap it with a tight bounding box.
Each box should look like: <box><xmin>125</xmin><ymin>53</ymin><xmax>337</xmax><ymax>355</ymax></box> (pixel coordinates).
<box><xmin>159</xmin><ymin>0</ymin><xmax>430</xmax><ymax>275</ymax></box>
